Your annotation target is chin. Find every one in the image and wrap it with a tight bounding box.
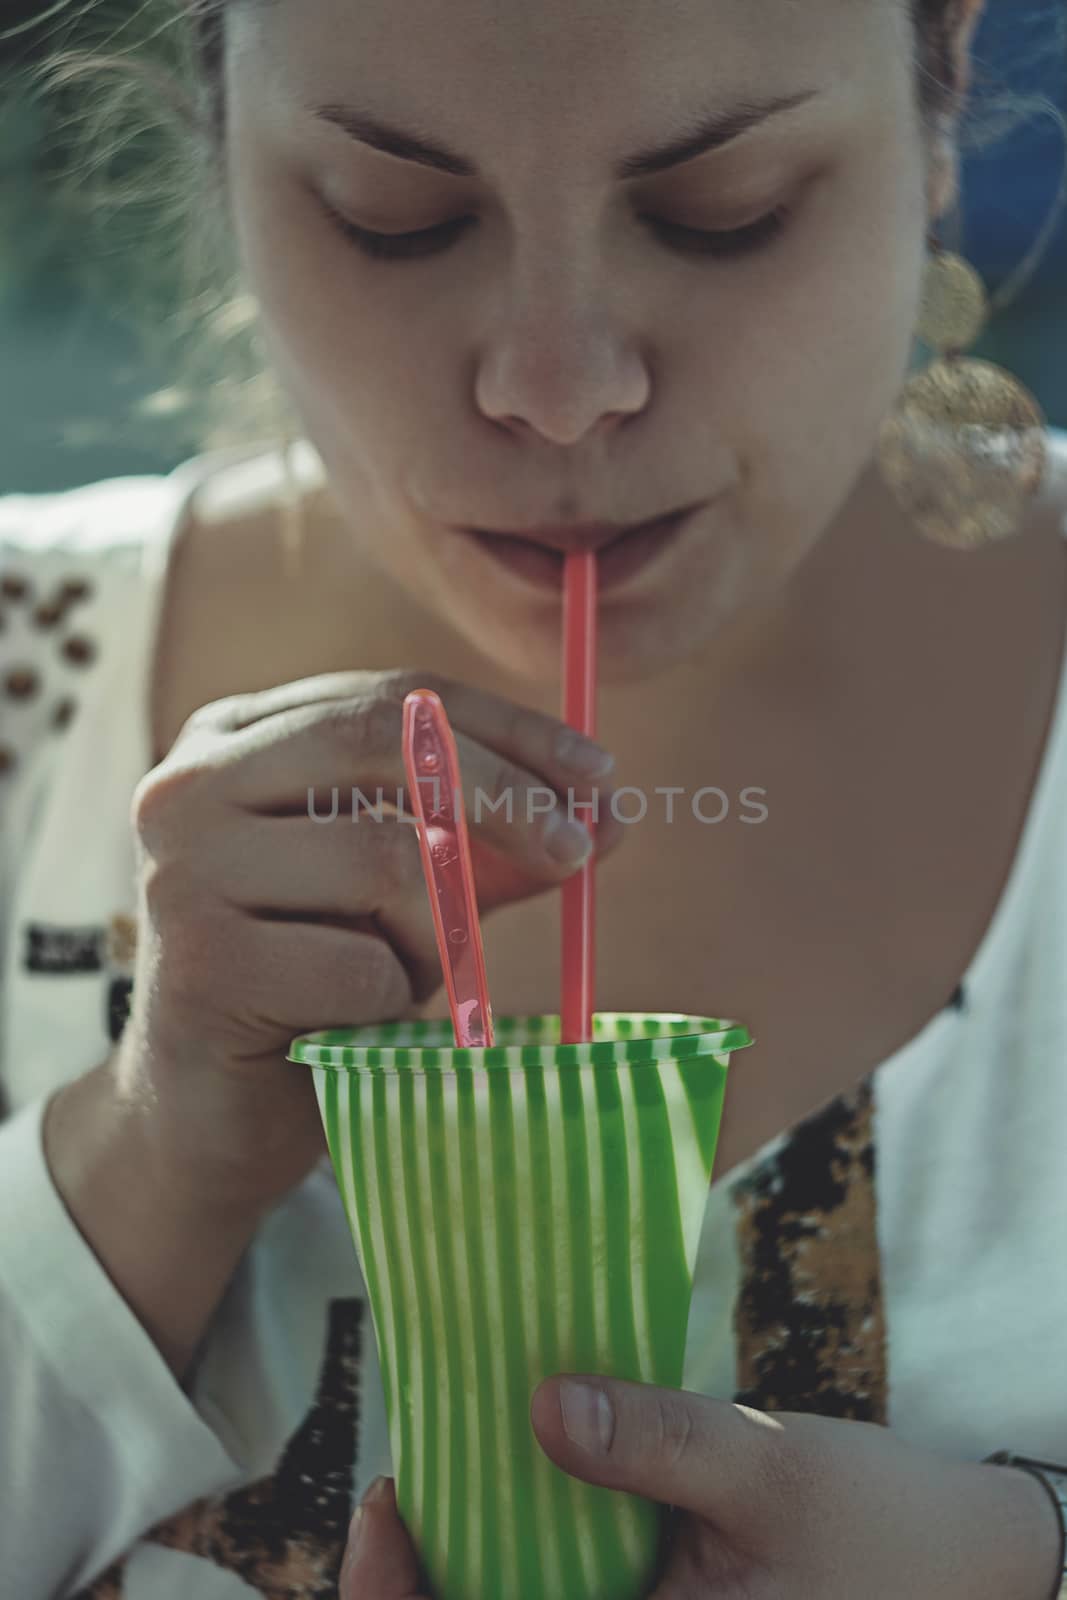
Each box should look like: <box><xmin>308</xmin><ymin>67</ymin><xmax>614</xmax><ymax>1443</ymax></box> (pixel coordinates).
<box><xmin>423</xmin><ymin>498</ymin><xmax>754</xmax><ymax>684</ymax></box>
<box><xmin>457</xmin><ymin>602</ymin><xmax>714</xmax><ymax>688</ymax></box>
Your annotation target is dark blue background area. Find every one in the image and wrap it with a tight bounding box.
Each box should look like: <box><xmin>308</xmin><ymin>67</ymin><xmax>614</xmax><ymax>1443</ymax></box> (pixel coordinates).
<box><xmin>963</xmin><ymin>1</ymin><xmax>1066</xmax><ymax>291</ymax></box>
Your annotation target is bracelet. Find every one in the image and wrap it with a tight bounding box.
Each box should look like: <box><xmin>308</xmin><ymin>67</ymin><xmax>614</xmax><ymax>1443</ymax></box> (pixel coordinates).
<box><xmin>983</xmin><ymin>1450</ymin><xmax>1067</xmax><ymax>1600</ymax></box>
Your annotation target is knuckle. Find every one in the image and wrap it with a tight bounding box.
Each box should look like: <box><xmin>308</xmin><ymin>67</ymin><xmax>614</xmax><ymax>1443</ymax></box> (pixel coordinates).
<box><xmin>185</xmin><ymin>693</ymin><xmax>243</xmax><ymax>728</ymax></box>
<box><xmin>651</xmin><ymin>1390</ymin><xmax>698</xmax><ymax>1474</ymax></box>
<box><xmin>130</xmin><ymin>761</ymin><xmax>203</xmax><ymax>843</ymax></box>
<box><xmin>139</xmin><ymin>852</ymin><xmax>204</xmax><ymax>924</ymax></box>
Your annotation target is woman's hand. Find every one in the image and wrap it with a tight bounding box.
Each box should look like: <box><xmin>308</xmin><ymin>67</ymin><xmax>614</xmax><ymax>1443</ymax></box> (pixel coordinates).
<box><xmin>341</xmin><ymin>1476</ymin><xmax>430</xmax><ymax>1599</ymax></box>
<box><xmin>118</xmin><ymin>667</ymin><xmax>621</xmax><ymax>1220</ymax></box>
<box><xmin>341</xmin><ymin>1377</ymin><xmax>1063</xmax><ymax>1598</ymax></box>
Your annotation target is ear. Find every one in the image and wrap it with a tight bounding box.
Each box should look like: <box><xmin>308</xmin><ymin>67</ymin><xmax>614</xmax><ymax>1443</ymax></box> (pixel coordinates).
<box><xmin>924</xmin><ymin>0</ymin><xmax>987</xmax><ymax>222</ymax></box>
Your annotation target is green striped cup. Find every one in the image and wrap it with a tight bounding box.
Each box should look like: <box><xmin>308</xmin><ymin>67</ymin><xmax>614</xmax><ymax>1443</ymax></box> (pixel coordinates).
<box><xmin>288</xmin><ymin>1011</ymin><xmax>752</xmax><ymax>1600</ymax></box>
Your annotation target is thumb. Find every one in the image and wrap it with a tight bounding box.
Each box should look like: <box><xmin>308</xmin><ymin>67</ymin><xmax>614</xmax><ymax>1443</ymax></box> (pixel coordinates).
<box><xmin>340</xmin><ymin>1476</ymin><xmax>428</xmax><ymax>1599</ymax></box>
<box><xmin>531</xmin><ymin>1376</ymin><xmax>784</xmax><ymax>1518</ymax></box>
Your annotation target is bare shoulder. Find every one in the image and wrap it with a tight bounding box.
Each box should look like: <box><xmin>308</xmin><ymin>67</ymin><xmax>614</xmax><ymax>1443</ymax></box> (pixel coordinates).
<box><xmin>149</xmin><ymin>448</ymin><xmax>341</xmax><ymax>763</ymax></box>
<box><xmin>178</xmin><ymin>445</ymin><xmax>333</xmax><ymax>587</ymax></box>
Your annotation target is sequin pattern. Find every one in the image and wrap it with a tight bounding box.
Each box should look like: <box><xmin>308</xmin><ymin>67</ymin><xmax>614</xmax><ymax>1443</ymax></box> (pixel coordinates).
<box><xmin>73</xmin><ymin>1300</ymin><xmax>366</xmax><ymax>1600</ymax></box>
<box><xmin>730</xmin><ymin>1079</ymin><xmax>889</xmax><ymax>1423</ymax></box>
<box><xmin>0</xmin><ymin>561</ymin><xmax>96</xmax><ymax>780</ymax></box>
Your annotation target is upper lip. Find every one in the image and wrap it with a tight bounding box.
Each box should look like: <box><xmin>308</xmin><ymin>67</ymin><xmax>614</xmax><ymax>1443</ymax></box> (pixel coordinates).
<box><xmin>462</xmin><ymin>508</ymin><xmax>690</xmax><ymax>554</ymax></box>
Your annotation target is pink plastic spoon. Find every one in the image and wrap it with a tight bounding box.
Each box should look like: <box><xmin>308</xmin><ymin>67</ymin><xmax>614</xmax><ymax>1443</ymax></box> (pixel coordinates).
<box><xmin>402</xmin><ymin>689</ymin><xmax>495</xmax><ymax>1048</ymax></box>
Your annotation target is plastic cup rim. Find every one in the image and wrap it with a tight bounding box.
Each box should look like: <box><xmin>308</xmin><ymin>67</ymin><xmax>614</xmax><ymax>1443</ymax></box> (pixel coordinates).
<box><xmin>287</xmin><ymin>1011</ymin><xmax>753</xmax><ymax>1073</ymax></box>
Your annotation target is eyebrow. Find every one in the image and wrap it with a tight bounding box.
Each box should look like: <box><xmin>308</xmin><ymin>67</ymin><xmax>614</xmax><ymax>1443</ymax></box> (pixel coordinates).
<box><xmin>313</xmin><ymin>88</ymin><xmax>822</xmax><ymax>181</ymax></box>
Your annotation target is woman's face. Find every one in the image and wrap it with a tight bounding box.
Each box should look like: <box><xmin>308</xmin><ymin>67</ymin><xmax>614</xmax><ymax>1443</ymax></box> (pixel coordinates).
<box><xmin>224</xmin><ymin>0</ymin><xmax>945</xmax><ymax>685</ymax></box>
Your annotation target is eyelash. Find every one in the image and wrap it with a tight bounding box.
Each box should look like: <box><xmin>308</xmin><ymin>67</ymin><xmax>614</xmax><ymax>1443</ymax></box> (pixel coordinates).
<box><xmin>322</xmin><ymin>200</ymin><xmax>791</xmax><ymax>263</ymax></box>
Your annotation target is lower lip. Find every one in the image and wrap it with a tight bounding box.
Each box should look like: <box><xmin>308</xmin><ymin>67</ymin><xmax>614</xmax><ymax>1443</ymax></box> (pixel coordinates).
<box><xmin>460</xmin><ymin>508</ymin><xmax>693</xmax><ymax>593</ymax></box>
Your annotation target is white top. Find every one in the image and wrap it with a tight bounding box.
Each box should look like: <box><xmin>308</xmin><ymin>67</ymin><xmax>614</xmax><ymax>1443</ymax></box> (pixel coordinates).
<box><xmin>2</xmin><ymin>445</ymin><xmax>1067</xmax><ymax>1600</ymax></box>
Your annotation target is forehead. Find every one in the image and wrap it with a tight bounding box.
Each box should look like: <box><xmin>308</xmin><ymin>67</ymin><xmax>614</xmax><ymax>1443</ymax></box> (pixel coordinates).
<box><xmin>230</xmin><ymin>0</ymin><xmax>902</xmax><ymax>163</ymax></box>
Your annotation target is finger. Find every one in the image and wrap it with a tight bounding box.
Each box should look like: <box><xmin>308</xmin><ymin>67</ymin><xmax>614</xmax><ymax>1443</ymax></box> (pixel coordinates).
<box><xmin>155</xmin><ymin>903</ymin><xmax>414</xmax><ymax>1047</ymax></box>
<box><xmin>341</xmin><ymin>1477</ymin><xmax>429</xmax><ymax>1600</ymax></box>
<box><xmin>151</xmin><ymin>776</ymin><xmax>627</xmax><ymax>1014</ymax></box>
<box><xmin>188</xmin><ymin>810</ymin><xmax>429</xmax><ymax>916</ymax></box>
<box><xmin>204</xmin><ymin>799</ymin><xmax>627</xmax><ymax>913</ymax></box>
<box><xmin>187</xmin><ymin>791</ymin><xmax>607</xmax><ymax>923</ymax></box>
<box><xmin>291</xmin><ymin>787</ymin><xmax>632</xmax><ymax>900</ymax></box>
<box><xmin>192</xmin><ymin>669</ymin><xmax>616</xmax><ymax>794</ymax></box>
<box><xmin>377</xmin><ymin>667</ymin><xmax>617</xmax><ymax>790</ymax></box>
<box><xmin>530</xmin><ymin>1377</ymin><xmax>789</xmax><ymax>1520</ymax></box>
<box><xmin>255</xmin><ymin>709</ymin><xmax>605</xmax><ymax>872</ymax></box>
<box><xmin>169</xmin><ymin>806</ymin><xmax>572</xmax><ymax>1001</ymax></box>
<box><xmin>190</xmin><ymin>680</ymin><xmax>614</xmax><ymax>835</ymax></box>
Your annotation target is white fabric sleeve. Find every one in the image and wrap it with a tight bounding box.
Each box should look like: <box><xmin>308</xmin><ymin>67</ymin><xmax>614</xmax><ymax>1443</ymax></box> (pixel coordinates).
<box><xmin>0</xmin><ymin>1094</ymin><xmax>246</xmax><ymax>1600</ymax></box>
<box><xmin>0</xmin><ymin>488</ymin><xmax>245</xmax><ymax>1597</ymax></box>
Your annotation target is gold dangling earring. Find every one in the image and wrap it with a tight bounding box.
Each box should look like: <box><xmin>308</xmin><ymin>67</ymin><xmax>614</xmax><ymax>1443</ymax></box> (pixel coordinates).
<box><xmin>876</xmin><ymin>232</ymin><xmax>1049</xmax><ymax>550</ymax></box>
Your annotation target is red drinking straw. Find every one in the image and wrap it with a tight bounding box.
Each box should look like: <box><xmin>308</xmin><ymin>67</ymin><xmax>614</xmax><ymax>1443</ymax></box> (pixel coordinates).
<box><xmin>561</xmin><ymin>551</ymin><xmax>598</xmax><ymax>1044</ymax></box>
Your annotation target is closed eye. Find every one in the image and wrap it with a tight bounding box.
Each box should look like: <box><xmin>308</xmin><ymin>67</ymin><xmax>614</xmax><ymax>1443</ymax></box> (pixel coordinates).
<box><xmin>641</xmin><ymin>206</ymin><xmax>790</xmax><ymax>258</ymax></box>
<box><xmin>320</xmin><ymin>196</ymin><xmax>791</xmax><ymax>263</ymax></box>
<box><xmin>326</xmin><ymin>208</ymin><xmax>477</xmax><ymax>260</ymax></box>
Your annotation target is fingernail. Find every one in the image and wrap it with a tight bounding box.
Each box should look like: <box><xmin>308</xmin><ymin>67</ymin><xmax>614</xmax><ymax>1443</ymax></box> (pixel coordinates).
<box><xmin>544</xmin><ymin>812</ymin><xmax>594</xmax><ymax>865</ymax></box>
<box><xmin>344</xmin><ymin>1475</ymin><xmax>389</xmax><ymax>1574</ymax></box>
<box><xmin>559</xmin><ymin>1380</ymin><xmax>615</xmax><ymax>1454</ymax></box>
<box><xmin>343</xmin><ymin>1506</ymin><xmax>365</xmax><ymax>1576</ymax></box>
<box><xmin>363</xmin><ymin>1474</ymin><xmax>390</xmax><ymax>1506</ymax></box>
<box><xmin>556</xmin><ymin>730</ymin><xmax>616</xmax><ymax>778</ymax></box>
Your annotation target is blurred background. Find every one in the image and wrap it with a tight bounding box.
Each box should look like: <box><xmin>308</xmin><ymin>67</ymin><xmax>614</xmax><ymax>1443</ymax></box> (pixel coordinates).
<box><xmin>1</xmin><ymin>0</ymin><xmax>1065</xmax><ymax>495</ymax></box>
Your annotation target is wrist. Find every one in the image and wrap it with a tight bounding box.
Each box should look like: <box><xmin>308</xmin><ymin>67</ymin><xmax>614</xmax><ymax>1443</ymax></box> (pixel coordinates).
<box><xmin>112</xmin><ymin>1022</ymin><xmax>329</xmax><ymax>1216</ymax></box>
<box><xmin>44</xmin><ymin>1057</ymin><xmax>264</xmax><ymax>1381</ymax></box>
<box><xmin>964</xmin><ymin>1460</ymin><xmax>1066</xmax><ymax>1600</ymax></box>
<box><xmin>48</xmin><ymin>1049</ymin><xmax>269</xmax><ymax>1235</ymax></box>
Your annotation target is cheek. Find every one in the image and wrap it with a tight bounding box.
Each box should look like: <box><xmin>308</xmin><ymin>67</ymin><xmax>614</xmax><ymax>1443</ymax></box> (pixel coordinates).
<box><xmin>716</xmin><ymin>151</ymin><xmax>925</xmax><ymax>536</ymax></box>
<box><xmin>709</xmin><ymin>177</ymin><xmax>921</xmax><ymax>429</ymax></box>
<box><xmin>652</xmin><ymin>151</ymin><xmax>925</xmax><ymax>594</ymax></box>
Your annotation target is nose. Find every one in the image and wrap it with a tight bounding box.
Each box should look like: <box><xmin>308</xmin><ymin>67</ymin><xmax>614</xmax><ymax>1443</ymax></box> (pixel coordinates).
<box><xmin>474</xmin><ymin>300</ymin><xmax>652</xmax><ymax>446</ymax></box>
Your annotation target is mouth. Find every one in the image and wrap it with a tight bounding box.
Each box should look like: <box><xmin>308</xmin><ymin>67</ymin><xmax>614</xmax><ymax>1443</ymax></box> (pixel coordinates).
<box><xmin>457</xmin><ymin>506</ymin><xmax>698</xmax><ymax>593</ymax></box>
